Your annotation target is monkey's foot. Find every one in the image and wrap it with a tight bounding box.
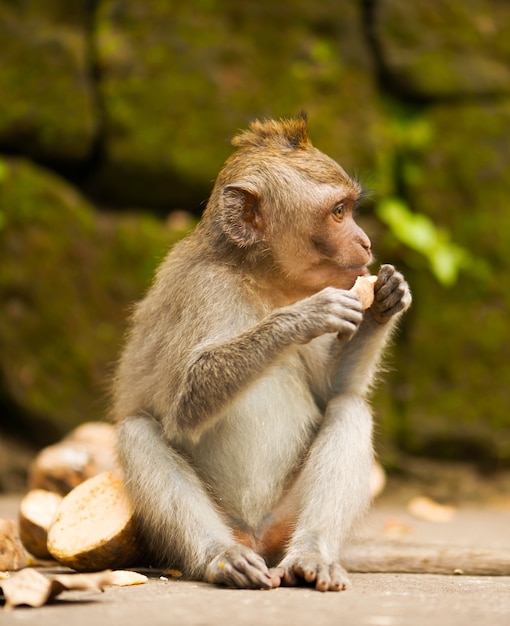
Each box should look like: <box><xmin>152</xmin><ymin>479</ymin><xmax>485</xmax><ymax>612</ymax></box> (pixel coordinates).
<box><xmin>277</xmin><ymin>553</ymin><xmax>351</xmax><ymax>592</ymax></box>
<box><xmin>204</xmin><ymin>544</ymin><xmax>280</xmax><ymax>590</ymax></box>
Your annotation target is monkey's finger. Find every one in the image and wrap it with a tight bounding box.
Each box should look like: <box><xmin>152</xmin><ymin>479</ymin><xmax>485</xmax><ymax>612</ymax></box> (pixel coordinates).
<box><xmin>331</xmin><ymin>295</ymin><xmax>365</xmax><ymax>319</ymax></box>
<box><xmin>372</xmin><ymin>300</ymin><xmax>408</xmax><ymax>323</ymax></box>
<box><xmin>375</xmin><ymin>285</ymin><xmax>407</xmax><ymax>309</ymax></box>
<box><xmin>335</xmin><ymin>308</ymin><xmax>364</xmax><ymax>340</ymax></box>
<box><xmin>215</xmin><ymin>564</ymin><xmax>248</xmax><ymax>588</ymax></box>
<box><xmin>373</xmin><ymin>279</ymin><xmax>411</xmax><ymax>321</ymax></box>
<box><xmin>314</xmin><ymin>563</ymin><xmax>332</xmax><ymax>591</ymax></box>
<box><xmin>229</xmin><ymin>551</ymin><xmax>274</xmax><ymax>589</ymax></box>
<box><xmin>206</xmin><ymin>546</ymin><xmax>274</xmax><ymax>589</ymax></box>
<box><xmin>281</xmin><ymin>566</ymin><xmax>299</xmax><ymax>587</ymax></box>
<box><xmin>293</xmin><ymin>558</ymin><xmax>319</xmax><ymax>584</ymax></box>
<box><xmin>294</xmin><ymin>560</ymin><xmax>351</xmax><ymax>592</ymax></box>
<box><xmin>374</xmin><ymin>268</ymin><xmax>401</xmax><ymax>301</ymax></box>
<box><xmin>323</xmin><ymin>563</ymin><xmax>351</xmax><ymax>592</ymax></box>
<box><xmin>375</xmin><ymin>263</ymin><xmax>396</xmax><ymax>284</ymax></box>
<box><xmin>216</xmin><ymin>559</ymin><xmax>273</xmax><ymax>589</ymax></box>
<box><xmin>336</xmin><ymin>312</ymin><xmax>363</xmax><ymax>331</ymax></box>
<box><xmin>233</xmin><ymin>569</ymin><xmax>273</xmax><ymax>590</ymax></box>
<box><xmin>338</xmin><ymin>292</ymin><xmax>365</xmax><ymax>313</ymax></box>
<box><xmin>243</xmin><ymin>548</ymin><xmax>270</xmax><ymax>570</ymax></box>
<box><xmin>235</xmin><ymin>564</ymin><xmax>274</xmax><ymax>590</ymax></box>
<box><xmin>374</xmin><ymin>270</ymin><xmax>410</xmax><ymax>311</ymax></box>
<box><xmin>268</xmin><ymin>567</ymin><xmax>284</xmax><ymax>588</ymax></box>
<box><xmin>339</xmin><ymin>298</ymin><xmax>365</xmax><ymax>318</ymax></box>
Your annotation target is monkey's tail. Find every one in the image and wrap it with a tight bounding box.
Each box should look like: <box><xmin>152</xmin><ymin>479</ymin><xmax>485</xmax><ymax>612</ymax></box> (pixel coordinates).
<box><xmin>343</xmin><ymin>541</ymin><xmax>510</xmax><ymax>576</ymax></box>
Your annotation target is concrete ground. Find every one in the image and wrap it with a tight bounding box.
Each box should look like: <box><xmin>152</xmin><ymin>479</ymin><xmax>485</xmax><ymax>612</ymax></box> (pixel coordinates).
<box><xmin>1</xmin><ymin>477</ymin><xmax>510</xmax><ymax>626</ymax></box>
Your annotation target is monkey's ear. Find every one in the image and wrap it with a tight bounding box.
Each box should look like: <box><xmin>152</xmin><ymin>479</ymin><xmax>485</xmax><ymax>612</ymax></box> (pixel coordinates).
<box><xmin>221</xmin><ymin>185</ymin><xmax>263</xmax><ymax>247</ymax></box>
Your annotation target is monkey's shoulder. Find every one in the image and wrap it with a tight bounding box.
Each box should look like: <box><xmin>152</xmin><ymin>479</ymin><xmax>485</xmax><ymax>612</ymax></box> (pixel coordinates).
<box><xmin>143</xmin><ymin>251</ymin><xmax>265</xmax><ymax>328</ymax></box>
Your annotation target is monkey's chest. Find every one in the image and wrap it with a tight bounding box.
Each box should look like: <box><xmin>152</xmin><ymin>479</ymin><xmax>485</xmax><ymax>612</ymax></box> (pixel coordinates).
<box><xmin>187</xmin><ymin>359</ymin><xmax>322</xmax><ymax>526</ymax></box>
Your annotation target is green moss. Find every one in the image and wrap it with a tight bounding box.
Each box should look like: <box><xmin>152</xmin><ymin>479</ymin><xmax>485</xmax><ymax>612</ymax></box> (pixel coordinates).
<box><xmin>2</xmin><ymin>0</ymin><xmax>510</xmax><ymax>468</ymax></box>
<box><xmin>374</xmin><ymin>0</ymin><xmax>510</xmax><ymax>98</ymax></box>
<box><xmin>94</xmin><ymin>0</ymin><xmax>392</xmax><ymax>208</ymax></box>
<box><xmin>0</xmin><ymin>1</ymin><xmax>97</xmax><ymax>161</ymax></box>
<box><xmin>373</xmin><ymin>100</ymin><xmax>510</xmax><ymax>466</ymax></box>
<box><xmin>0</xmin><ymin>158</ymin><xmax>187</xmax><ymax>438</ymax></box>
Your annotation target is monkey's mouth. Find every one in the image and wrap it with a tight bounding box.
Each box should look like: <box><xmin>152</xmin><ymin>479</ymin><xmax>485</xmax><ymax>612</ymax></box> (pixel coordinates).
<box><xmin>349</xmin><ymin>265</ymin><xmax>371</xmax><ymax>277</ymax></box>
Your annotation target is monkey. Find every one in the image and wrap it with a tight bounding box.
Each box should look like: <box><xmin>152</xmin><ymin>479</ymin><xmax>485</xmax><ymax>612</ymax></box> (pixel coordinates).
<box><xmin>112</xmin><ymin>115</ymin><xmax>412</xmax><ymax>592</ymax></box>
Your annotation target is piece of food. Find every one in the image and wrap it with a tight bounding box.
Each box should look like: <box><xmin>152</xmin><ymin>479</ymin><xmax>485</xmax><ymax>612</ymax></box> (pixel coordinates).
<box><xmin>0</xmin><ymin>519</ymin><xmax>28</xmax><ymax>571</ymax></box>
<box><xmin>47</xmin><ymin>471</ymin><xmax>140</xmax><ymax>571</ymax></box>
<box><xmin>28</xmin><ymin>422</ymin><xmax>117</xmax><ymax>495</ymax></box>
<box><xmin>0</xmin><ymin>568</ymin><xmax>147</xmax><ymax>610</ymax></box>
<box><xmin>65</xmin><ymin>422</ymin><xmax>117</xmax><ymax>474</ymax></box>
<box><xmin>369</xmin><ymin>461</ymin><xmax>386</xmax><ymax>499</ymax></box>
<box><xmin>407</xmin><ymin>496</ymin><xmax>457</xmax><ymax>523</ymax></box>
<box><xmin>28</xmin><ymin>441</ymin><xmax>93</xmax><ymax>495</ymax></box>
<box><xmin>350</xmin><ymin>275</ymin><xmax>377</xmax><ymax>310</ymax></box>
<box><xmin>18</xmin><ymin>489</ymin><xmax>63</xmax><ymax>559</ymax></box>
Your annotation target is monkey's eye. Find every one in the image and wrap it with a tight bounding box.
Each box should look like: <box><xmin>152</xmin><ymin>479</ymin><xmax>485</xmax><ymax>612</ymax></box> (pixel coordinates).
<box><xmin>332</xmin><ymin>203</ymin><xmax>345</xmax><ymax>221</ymax></box>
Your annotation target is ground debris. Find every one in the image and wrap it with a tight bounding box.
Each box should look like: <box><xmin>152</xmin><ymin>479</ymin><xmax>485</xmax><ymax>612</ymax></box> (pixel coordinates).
<box><xmin>407</xmin><ymin>496</ymin><xmax>457</xmax><ymax>523</ymax></box>
<box><xmin>0</xmin><ymin>568</ymin><xmax>147</xmax><ymax>610</ymax></box>
<box><xmin>0</xmin><ymin>519</ymin><xmax>28</xmax><ymax>571</ymax></box>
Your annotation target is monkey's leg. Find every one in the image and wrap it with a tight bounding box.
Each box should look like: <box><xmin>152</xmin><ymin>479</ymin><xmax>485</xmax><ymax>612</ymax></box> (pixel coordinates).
<box><xmin>117</xmin><ymin>415</ymin><xmax>277</xmax><ymax>589</ymax></box>
<box><xmin>277</xmin><ymin>394</ymin><xmax>373</xmax><ymax>591</ymax></box>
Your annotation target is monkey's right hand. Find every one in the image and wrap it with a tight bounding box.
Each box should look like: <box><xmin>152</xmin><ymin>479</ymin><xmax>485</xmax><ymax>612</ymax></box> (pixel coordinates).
<box><xmin>286</xmin><ymin>287</ymin><xmax>363</xmax><ymax>344</ymax></box>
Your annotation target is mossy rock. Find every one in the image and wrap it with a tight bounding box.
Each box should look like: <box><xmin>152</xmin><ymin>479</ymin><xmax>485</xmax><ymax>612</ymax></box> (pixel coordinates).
<box><xmin>373</xmin><ymin>0</ymin><xmax>510</xmax><ymax>98</ymax></box>
<box><xmin>373</xmin><ymin>100</ymin><xmax>510</xmax><ymax>466</ymax></box>
<box><xmin>93</xmin><ymin>0</ymin><xmax>392</xmax><ymax>209</ymax></box>
<box><xmin>0</xmin><ymin>0</ymin><xmax>97</xmax><ymax>162</ymax></box>
<box><xmin>0</xmin><ymin>157</ymin><xmax>189</xmax><ymax>442</ymax></box>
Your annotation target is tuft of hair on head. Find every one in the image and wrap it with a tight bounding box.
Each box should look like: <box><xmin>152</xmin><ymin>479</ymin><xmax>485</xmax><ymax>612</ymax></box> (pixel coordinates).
<box><xmin>231</xmin><ymin>113</ymin><xmax>312</xmax><ymax>151</ymax></box>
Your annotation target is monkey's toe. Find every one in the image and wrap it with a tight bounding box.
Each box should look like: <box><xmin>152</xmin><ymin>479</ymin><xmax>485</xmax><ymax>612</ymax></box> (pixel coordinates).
<box><xmin>279</xmin><ymin>555</ymin><xmax>351</xmax><ymax>592</ymax></box>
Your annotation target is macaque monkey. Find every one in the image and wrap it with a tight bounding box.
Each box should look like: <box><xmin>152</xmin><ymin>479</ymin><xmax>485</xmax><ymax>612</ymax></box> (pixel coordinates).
<box><xmin>112</xmin><ymin>115</ymin><xmax>412</xmax><ymax>592</ymax></box>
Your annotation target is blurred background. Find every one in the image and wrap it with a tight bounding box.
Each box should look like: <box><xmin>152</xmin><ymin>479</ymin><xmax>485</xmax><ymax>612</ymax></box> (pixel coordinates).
<box><xmin>0</xmin><ymin>0</ymin><xmax>509</xmax><ymax>493</ymax></box>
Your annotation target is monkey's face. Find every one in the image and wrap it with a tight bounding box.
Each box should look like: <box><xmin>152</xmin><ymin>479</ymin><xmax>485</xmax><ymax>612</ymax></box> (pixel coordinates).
<box><xmin>264</xmin><ymin>175</ymin><xmax>373</xmax><ymax>295</ymax></box>
<box><xmin>217</xmin><ymin>147</ymin><xmax>372</xmax><ymax>298</ymax></box>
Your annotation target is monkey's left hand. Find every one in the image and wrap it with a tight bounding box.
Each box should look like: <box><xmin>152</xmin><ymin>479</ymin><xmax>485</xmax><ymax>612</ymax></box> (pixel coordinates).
<box><xmin>370</xmin><ymin>264</ymin><xmax>412</xmax><ymax>324</ymax></box>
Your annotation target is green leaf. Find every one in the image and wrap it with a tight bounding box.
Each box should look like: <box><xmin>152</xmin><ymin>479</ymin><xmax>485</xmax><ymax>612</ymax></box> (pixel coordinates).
<box><xmin>376</xmin><ymin>197</ymin><xmax>473</xmax><ymax>286</ymax></box>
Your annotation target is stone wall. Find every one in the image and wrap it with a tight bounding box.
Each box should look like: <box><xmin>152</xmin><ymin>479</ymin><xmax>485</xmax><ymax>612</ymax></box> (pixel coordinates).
<box><xmin>1</xmin><ymin>0</ymin><xmax>509</xmax><ymax>470</ymax></box>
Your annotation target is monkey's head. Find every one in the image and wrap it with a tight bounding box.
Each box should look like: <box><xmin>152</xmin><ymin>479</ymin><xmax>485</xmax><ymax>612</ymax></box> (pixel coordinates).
<box><xmin>205</xmin><ymin>115</ymin><xmax>372</xmax><ymax>297</ymax></box>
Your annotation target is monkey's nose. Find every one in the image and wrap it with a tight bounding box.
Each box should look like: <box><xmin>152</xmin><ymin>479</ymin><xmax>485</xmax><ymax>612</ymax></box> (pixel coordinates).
<box><xmin>359</xmin><ymin>233</ymin><xmax>371</xmax><ymax>253</ymax></box>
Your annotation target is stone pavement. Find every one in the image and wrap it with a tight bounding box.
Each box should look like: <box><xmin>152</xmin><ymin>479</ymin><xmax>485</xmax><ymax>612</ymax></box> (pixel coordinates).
<box><xmin>1</xmin><ymin>482</ymin><xmax>510</xmax><ymax>626</ymax></box>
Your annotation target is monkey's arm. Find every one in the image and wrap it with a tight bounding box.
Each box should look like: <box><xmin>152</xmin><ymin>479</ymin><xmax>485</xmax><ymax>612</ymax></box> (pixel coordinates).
<box><xmin>166</xmin><ymin>286</ymin><xmax>363</xmax><ymax>439</ymax></box>
<box><xmin>327</xmin><ymin>265</ymin><xmax>411</xmax><ymax>397</ymax></box>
